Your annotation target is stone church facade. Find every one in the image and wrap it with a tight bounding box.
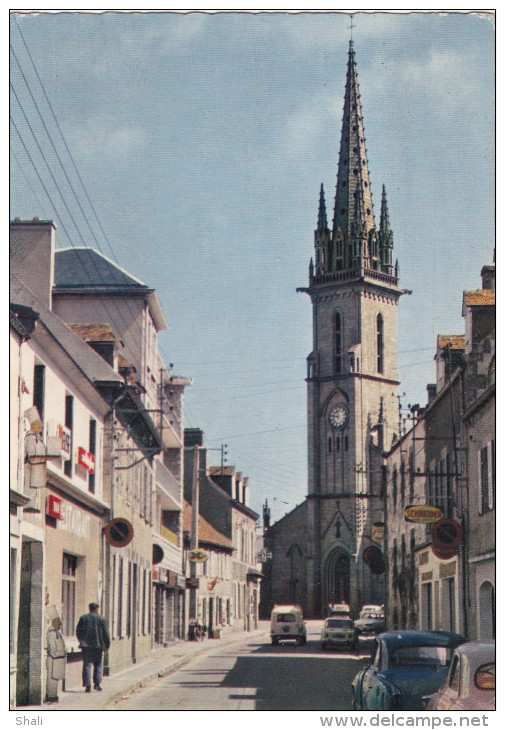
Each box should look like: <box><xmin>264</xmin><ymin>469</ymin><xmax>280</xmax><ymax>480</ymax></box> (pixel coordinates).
<box><xmin>263</xmin><ymin>41</ymin><xmax>403</xmax><ymax>619</ymax></box>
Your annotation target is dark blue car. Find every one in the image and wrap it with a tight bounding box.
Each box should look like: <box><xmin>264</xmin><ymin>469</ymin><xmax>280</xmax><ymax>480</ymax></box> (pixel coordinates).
<box><xmin>352</xmin><ymin>630</ymin><xmax>466</xmax><ymax>711</ymax></box>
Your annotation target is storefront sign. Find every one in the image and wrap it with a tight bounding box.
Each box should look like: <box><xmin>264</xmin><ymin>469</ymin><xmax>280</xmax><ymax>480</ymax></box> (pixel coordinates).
<box><xmin>207</xmin><ymin>577</ymin><xmax>218</xmax><ymax>591</ymax></box>
<box><xmin>188</xmin><ymin>549</ymin><xmax>208</xmax><ymax>563</ymax></box>
<box><xmin>186</xmin><ymin>577</ymin><xmax>200</xmax><ymax>589</ymax></box>
<box><xmin>47</xmin><ymin>495</ymin><xmax>63</xmax><ymax>520</ymax></box>
<box><xmin>439</xmin><ymin>560</ymin><xmax>457</xmax><ymax>579</ymax></box>
<box><xmin>78</xmin><ymin>447</ymin><xmax>95</xmax><ymax>473</ymax></box>
<box><xmin>405</xmin><ymin>505</ymin><xmax>443</xmax><ymax>524</ymax></box>
<box><xmin>46</xmin><ymin>421</ymin><xmax>72</xmax><ymax>460</ymax></box>
<box><xmin>60</xmin><ymin>502</ymin><xmax>91</xmax><ymax>539</ymax></box>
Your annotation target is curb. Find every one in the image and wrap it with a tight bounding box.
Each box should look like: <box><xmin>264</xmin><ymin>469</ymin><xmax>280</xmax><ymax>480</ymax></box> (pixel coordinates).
<box><xmin>103</xmin><ymin>628</ymin><xmax>269</xmax><ymax>710</ymax></box>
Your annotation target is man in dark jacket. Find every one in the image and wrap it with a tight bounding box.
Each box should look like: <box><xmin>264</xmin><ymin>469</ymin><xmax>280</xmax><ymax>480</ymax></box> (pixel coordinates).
<box><xmin>76</xmin><ymin>602</ymin><xmax>110</xmax><ymax>692</ymax></box>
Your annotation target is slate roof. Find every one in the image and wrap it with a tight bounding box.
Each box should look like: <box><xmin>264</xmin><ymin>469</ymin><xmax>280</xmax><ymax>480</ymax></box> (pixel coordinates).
<box><xmin>54</xmin><ymin>248</ymin><xmax>147</xmax><ymax>289</ymax></box>
<box><xmin>10</xmin><ymin>273</ymin><xmax>124</xmax><ymax>388</ymax></box>
<box><xmin>183</xmin><ymin>501</ymin><xmax>233</xmax><ymax>551</ymax></box>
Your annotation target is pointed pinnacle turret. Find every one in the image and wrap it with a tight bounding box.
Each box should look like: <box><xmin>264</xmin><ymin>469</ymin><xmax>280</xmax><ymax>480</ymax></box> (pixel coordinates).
<box><xmin>378</xmin><ymin>184</ymin><xmax>394</xmax><ymax>273</ymax></box>
<box><xmin>332</xmin><ymin>40</ymin><xmax>375</xmax><ymax>247</ymax></box>
<box><xmin>317</xmin><ymin>183</ymin><xmax>328</xmax><ymax>231</ymax></box>
<box><xmin>380</xmin><ymin>185</ymin><xmax>390</xmax><ymax>233</ymax></box>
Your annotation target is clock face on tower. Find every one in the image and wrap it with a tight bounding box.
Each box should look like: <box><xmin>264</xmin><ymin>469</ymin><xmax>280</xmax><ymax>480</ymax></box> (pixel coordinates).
<box><xmin>328</xmin><ymin>404</ymin><xmax>349</xmax><ymax>430</ymax></box>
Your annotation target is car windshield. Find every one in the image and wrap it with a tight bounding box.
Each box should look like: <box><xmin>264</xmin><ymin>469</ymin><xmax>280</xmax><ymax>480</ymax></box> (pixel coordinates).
<box><xmin>276</xmin><ymin>614</ymin><xmax>296</xmax><ymax>623</ymax></box>
<box><xmin>360</xmin><ymin>612</ymin><xmax>382</xmax><ymax>619</ymax></box>
<box><xmin>326</xmin><ymin>619</ymin><xmax>353</xmax><ymax>629</ymax></box>
<box><xmin>391</xmin><ymin>646</ymin><xmax>453</xmax><ymax>668</ymax></box>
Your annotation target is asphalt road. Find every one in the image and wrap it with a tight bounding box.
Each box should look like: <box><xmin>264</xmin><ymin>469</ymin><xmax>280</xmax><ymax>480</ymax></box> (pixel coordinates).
<box><xmin>115</xmin><ymin>621</ymin><xmax>370</xmax><ymax>711</ymax></box>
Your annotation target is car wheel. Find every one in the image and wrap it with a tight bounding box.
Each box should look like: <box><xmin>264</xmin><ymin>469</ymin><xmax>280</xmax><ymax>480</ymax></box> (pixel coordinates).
<box><xmin>321</xmin><ymin>642</ymin><xmax>326</xmax><ymax>650</ymax></box>
<box><xmin>271</xmin><ymin>637</ymin><xmax>279</xmax><ymax>646</ymax></box>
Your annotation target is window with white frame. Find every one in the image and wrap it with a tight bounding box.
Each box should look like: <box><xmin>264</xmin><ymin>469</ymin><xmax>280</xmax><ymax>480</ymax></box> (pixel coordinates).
<box><xmin>62</xmin><ymin>553</ymin><xmax>77</xmax><ymax>636</ymax></box>
<box><xmin>478</xmin><ymin>440</ymin><xmax>495</xmax><ymax>513</ymax></box>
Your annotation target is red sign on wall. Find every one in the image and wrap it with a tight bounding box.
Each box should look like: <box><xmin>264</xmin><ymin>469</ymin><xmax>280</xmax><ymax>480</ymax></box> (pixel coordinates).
<box><xmin>78</xmin><ymin>447</ymin><xmax>95</xmax><ymax>473</ymax></box>
<box><xmin>47</xmin><ymin>495</ymin><xmax>63</xmax><ymax>520</ymax></box>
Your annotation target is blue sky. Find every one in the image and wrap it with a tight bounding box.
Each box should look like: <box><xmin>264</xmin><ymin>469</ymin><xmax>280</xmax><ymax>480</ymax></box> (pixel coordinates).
<box><xmin>10</xmin><ymin>11</ymin><xmax>495</xmax><ymax>524</ymax></box>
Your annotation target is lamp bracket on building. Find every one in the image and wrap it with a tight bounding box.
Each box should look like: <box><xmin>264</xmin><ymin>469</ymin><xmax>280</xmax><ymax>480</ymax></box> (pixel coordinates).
<box><xmin>115</xmin><ymin>446</ymin><xmax>160</xmax><ymax>469</ymax></box>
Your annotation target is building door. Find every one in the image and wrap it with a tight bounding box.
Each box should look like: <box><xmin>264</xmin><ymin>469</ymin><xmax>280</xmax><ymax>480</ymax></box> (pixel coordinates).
<box><xmin>154</xmin><ymin>585</ymin><xmax>162</xmax><ymax>644</ymax></box>
<box><xmin>16</xmin><ymin>540</ymin><xmax>43</xmax><ymax>706</ymax></box>
<box><xmin>479</xmin><ymin>581</ymin><xmax>495</xmax><ymax>639</ymax></box>
<box><xmin>208</xmin><ymin>597</ymin><xmax>214</xmax><ymax>637</ymax></box>
<box><xmin>325</xmin><ymin>550</ymin><xmax>350</xmax><ymax>607</ymax></box>
<box><xmin>131</xmin><ymin>563</ymin><xmax>138</xmax><ymax>663</ymax></box>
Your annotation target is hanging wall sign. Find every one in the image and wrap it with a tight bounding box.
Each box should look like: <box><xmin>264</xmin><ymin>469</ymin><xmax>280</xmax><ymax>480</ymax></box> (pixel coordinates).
<box><xmin>363</xmin><ymin>546</ymin><xmax>385</xmax><ymax>575</ymax></box>
<box><xmin>104</xmin><ymin>518</ymin><xmax>134</xmax><ymax>548</ymax></box>
<box><xmin>405</xmin><ymin>505</ymin><xmax>444</xmax><ymax>524</ymax></box>
<box><xmin>188</xmin><ymin>549</ymin><xmax>208</xmax><ymax>563</ymax></box>
<box><xmin>372</xmin><ymin>521</ymin><xmax>384</xmax><ymax>542</ymax></box>
<box><xmin>152</xmin><ymin>544</ymin><xmax>164</xmax><ymax>564</ymax></box>
<box><xmin>430</xmin><ymin>518</ymin><xmax>463</xmax><ymax>560</ymax></box>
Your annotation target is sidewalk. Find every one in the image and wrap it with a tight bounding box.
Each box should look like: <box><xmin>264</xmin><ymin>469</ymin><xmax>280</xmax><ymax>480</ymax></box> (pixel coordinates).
<box><xmin>23</xmin><ymin>623</ymin><xmax>269</xmax><ymax>712</ymax></box>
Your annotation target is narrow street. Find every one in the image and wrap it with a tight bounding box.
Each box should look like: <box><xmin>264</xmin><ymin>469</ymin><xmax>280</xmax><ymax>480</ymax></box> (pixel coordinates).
<box><xmin>115</xmin><ymin>621</ymin><xmax>369</xmax><ymax>711</ymax></box>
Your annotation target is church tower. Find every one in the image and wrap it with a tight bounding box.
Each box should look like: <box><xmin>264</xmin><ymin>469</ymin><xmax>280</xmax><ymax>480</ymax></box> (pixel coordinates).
<box><xmin>299</xmin><ymin>40</ymin><xmax>402</xmax><ymax>617</ymax></box>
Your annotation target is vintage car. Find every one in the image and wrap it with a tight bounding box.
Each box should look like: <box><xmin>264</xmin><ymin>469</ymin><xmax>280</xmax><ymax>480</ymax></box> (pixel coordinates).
<box><xmin>327</xmin><ymin>602</ymin><xmax>351</xmax><ymax>618</ymax></box>
<box><xmin>351</xmin><ymin>630</ymin><xmax>466</xmax><ymax>711</ymax></box>
<box><xmin>270</xmin><ymin>605</ymin><xmax>307</xmax><ymax>645</ymax></box>
<box><xmin>426</xmin><ymin>641</ymin><xmax>495</xmax><ymax>711</ymax></box>
<box><xmin>321</xmin><ymin>617</ymin><xmax>356</xmax><ymax>651</ymax></box>
<box><xmin>354</xmin><ymin>605</ymin><xmax>385</xmax><ymax>639</ymax></box>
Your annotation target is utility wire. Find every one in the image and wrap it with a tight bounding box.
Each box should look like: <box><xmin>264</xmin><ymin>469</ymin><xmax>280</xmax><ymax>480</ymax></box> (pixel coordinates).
<box><xmin>13</xmin><ymin>17</ymin><xmax>122</xmax><ymax>268</ymax></box>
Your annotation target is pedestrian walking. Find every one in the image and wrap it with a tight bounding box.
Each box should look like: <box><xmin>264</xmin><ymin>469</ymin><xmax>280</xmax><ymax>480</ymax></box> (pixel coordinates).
<box><xmin>45</xmin><ymin>608</ymin><xmax>66</xmax><ymax>704</ymax></box>
<box><xmin>76</xmin><ymin>602</ymin><xmax>110</xmax><ymax>693</ymax></box>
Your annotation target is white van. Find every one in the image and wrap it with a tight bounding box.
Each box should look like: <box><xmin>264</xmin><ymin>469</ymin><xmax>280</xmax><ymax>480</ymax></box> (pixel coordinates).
<box><xmin>270</xmin><ymin>604</ymin><xmax>307</xmax><ymax>645</ymax></box>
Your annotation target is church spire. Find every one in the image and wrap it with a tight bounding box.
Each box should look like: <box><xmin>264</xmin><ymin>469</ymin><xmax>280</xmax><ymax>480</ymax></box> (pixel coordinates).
<box><xmin>332</xmin><ymin>40</ymin><xmax>375</xmax><ymax>262</ymax></box>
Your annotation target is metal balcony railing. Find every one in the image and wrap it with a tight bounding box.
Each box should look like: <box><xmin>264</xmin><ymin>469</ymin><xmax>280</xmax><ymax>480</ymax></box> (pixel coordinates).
<box><xmin>155</xmin><ymin>460</ymin><xmax>181</xmax><ymax>509</ymax></box>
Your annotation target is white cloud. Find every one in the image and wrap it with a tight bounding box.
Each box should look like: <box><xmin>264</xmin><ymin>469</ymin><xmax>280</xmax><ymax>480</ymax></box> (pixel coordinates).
<box><xmin>62</xmin><ymin>114</ymin><xmax>147</xmax><ymax>161</ymax></box>
<box><xmin>282</xmin><ymin>90</ymin><xmax>340</xmax><ymax>156</ymax></box>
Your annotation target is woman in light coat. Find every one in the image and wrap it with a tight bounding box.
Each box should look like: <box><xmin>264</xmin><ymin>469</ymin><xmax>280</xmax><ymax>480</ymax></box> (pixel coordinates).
<box><xmin>45</xmin><ymin>618</ymin><xmax>66</xmax><ymax>704</ymax></box>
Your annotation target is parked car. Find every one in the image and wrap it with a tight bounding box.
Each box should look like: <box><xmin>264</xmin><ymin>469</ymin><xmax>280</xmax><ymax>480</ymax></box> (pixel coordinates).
<box><xmin>351</xmin><ymin>630</ymin><xmax>466</xmax><ymax>711</ymax></box>
<box><xmin>327</xmin><ymin>602</ymin><xmax>351</xmax><ymax>618</ymax></box>
<box><xmin>354</xmin><ymin>605</ymin><xmax>385</xmax><ymax>639</ymax></box>
<box><xmin>270</xmin><ymin>605</ymin><xmax>307</xmax><ymax>645</ymax></box>
<box><xmin>426</xmin><ymin>641</ymin><xmax>495</xmax><ymax>711</ymax></box>
<box><xmin>321</xmin><ymin>617</ymin><xmax>356</xmax><ymax>651</ymax></box>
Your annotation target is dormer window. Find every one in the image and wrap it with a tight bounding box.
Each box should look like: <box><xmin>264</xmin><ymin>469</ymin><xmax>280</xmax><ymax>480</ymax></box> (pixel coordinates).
<box><xmin>89</xmin><ymin>341</ymin><xmax>115</xmax><ymax>367</ymax></box>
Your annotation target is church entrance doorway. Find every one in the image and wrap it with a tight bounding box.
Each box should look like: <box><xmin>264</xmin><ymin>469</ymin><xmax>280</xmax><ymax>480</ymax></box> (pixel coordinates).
<box><xmin>324</xmin><ymin>549</ymin><xmax>350</xmax><ymax>608</ymax></box>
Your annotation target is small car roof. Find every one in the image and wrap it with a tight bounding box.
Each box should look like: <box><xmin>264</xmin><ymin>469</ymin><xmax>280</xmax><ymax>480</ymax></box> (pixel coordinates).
<box><xmin>272</xmin><ymin>604</ymin><xmax>302</xmax><ymax>612</ymax></box>
<box><xmin>455</xmin><ymin>641</ymin><xmax>495</xmax><ymax>663</ymax></box>
<box><xmin>377</xmin><ymin>630</ymin><xmax>466</xmax><ymax>649</ymax></box>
